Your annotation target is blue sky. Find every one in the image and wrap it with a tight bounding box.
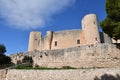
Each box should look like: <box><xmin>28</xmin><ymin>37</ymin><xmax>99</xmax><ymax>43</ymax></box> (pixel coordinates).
<box><xmin>0</xmin><ymin>0</ymin><xmax>106</xmax><ymax>55</ymax></box>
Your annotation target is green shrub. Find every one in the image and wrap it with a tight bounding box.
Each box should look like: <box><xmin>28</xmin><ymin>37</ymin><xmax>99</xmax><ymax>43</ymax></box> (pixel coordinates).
<box><xmin>15</xmin><ymin>64</ymin><xmax>33</xmax><ymax>69</ymax></box>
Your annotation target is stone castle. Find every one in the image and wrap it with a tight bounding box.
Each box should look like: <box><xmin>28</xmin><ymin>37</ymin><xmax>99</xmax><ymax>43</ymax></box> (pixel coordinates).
<box><xmin>28</xmin><ymin>14</ymin><xmax>112</xmax><ymax>52</ymax></box>
<box><xmin>10</xmin><ymin>14</ymin><xmax>120</xmax><ymax>69</ymax></box>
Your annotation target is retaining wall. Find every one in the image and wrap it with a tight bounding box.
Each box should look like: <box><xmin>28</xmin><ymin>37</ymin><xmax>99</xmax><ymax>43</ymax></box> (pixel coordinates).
<box><xmin>1</xmin><ymin>68</ymin><xmax>120</xmax><ymax>80</ymax></box>
<box><xmin>10</xmin><ymin>43</ymin><xmax>120</xmax><ymax>68</ymax></box>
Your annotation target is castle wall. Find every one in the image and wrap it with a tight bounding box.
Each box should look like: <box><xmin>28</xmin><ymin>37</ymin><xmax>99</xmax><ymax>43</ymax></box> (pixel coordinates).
<box><xmin>50</xmin><ymin>30</ymin><xmax>85</xmax><ymax>50</ymax></box>
<box><xmin>112</xmin><ymin>39</ymin><xmax>120</xmax><ymax>43</ymax></box>
<box><xmin>100</xmin><ymin>32</ymin><xmax>112</xmax><ymax>43</ymax></box>
<box><xmin>1</xmin><ymin>68</ymin><xmax>120</xmax><ymax>80</ymax></box>
<box><xmin>11</xmin><ymin>43</ymin><xmax>120</xmax><ymax>68</ymax></box>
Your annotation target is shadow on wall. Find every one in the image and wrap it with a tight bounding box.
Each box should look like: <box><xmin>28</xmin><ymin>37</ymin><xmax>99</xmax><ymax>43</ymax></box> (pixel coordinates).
<box><xmin>94</xmin><ymin>74</ymin><xmax>120</xmax><ymax>80</ymax></box>
<box><xmin>114</xmin><ymin>43</ymin><xmax>120</xmax><ymax>49</ymax></box>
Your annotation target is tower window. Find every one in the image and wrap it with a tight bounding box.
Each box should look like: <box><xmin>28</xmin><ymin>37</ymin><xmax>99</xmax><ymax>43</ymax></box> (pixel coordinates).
<box><xmin>95</xmin><ymin>37</ymin><xmax>97</xmax><ymax>41</ymax></box>
<box><xmin>94</xmin><ymin>21</ymin><xmax>96</xmax><ymax>24</ymax></box>
<box><xmin>55</xmin><ymin>41</ymin><xmax>57</xmax><ymax>46</ymax></box>
<box><xmin>77</xmin><ymin>39</ymin><xmax>80</xmax><ymax>44</ymax></box>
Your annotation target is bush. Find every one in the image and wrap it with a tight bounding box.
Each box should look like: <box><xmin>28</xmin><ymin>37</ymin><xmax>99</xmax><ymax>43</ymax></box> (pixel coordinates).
<box><xmin>15</xmin><ymin>64</ymin><xmax>33</xmax><ymax>69</ymax></box>
<box><xmin>0</xmin><ymin>44</ymin><xmax>6</xmax><ymax>55</ymax></box>
<box><xmin>0</xmin><ymin>54</ymin><xmax>11</xmax><ymax>65</ymax></box>
<box><xmin>0</xmin><ymin>54</ymin><xmax>11</xmax><ymax>69</ymax></box>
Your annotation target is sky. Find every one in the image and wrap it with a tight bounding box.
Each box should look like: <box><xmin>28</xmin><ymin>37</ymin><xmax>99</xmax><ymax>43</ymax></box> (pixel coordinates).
<box><xmin>0</xmin><ymin>0</ymin><xmax>107</xmax><ymax>55</ymax></box>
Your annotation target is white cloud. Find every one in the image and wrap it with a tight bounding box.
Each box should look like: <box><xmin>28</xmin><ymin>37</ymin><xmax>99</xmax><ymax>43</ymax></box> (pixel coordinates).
<box><xmin>0</xmin><ymin>0</ymin><xmax>76</xmax><ymax>29</ymax></box>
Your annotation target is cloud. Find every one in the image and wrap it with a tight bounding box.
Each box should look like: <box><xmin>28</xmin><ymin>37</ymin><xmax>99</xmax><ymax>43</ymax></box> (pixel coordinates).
<box><xmin>0</xmin><ymin>0</ymin><xmax>76</xmax><ymax>29</ymax></box>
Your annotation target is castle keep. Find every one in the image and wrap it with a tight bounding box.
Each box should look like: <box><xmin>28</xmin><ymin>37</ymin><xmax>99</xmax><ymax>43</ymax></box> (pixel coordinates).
<box><xmin>28</xmin><ymin>14</ymin><xmax>112</xmax><ymax>51</ymax></box>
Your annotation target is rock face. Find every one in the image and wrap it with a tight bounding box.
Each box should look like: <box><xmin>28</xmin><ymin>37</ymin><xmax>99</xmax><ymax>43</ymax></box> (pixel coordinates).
<box><xmin>10</xmin><ymin>43</ymin><xmax>120</xmax><ymax>68</ymax></box>
<box><xmin>0</xmin><ymin>68</ymin><xmax>120</xmax><ymax>80</ymax></box>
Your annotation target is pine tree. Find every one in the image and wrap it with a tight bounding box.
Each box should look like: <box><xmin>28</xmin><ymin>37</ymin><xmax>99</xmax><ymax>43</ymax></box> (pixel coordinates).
<box><xmin>100</xmin><ymin>0</ymin><xmax>120</xmax><ymax>40</ymax></box>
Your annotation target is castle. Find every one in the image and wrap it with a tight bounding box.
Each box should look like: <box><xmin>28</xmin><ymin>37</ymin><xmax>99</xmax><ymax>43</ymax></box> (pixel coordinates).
<box><xmin>3</xmin><ymin>14</ymin><xmax>120</xmax><ymax>80</ymax></box>
<box><xmin>10</xmin><ymin>14</ymin><xmax>120</xmax><ymax>69</ymax></box>
<box><xmin>28</xmin><ymin>14</ymin><xmax>112</xmax><ymax>51</ymax></box>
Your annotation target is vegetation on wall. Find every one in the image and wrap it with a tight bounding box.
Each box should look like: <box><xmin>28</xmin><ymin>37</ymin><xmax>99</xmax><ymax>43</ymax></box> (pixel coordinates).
<box><xmin>100</xmin><ymin>0</ymin><xmax>120</xmax><ymax>40</ymax></box>
<box><xmin>15</xmin><ymin>56</ymin><xmax>33</xmax><ymax>69</ymax></box>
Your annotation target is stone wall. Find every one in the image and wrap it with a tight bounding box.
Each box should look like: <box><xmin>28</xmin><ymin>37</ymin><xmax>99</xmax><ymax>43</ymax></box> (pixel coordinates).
<box><xmin>0</xmin><ymin>69</ymin><xmax>7</xmax><ymax>80</ymax></box>
<box><xmin>1</xmin><ymin>68</ymin><xmax>120</xmax><ymax>80</ymax></box>
<box><xmin>100</xmin><ymin>32</ymin><xmax>112</xmax><ymax>43</ymax></box>
<box><xmin>10</xmin><ymin>43</ymin><xmax>120</xmax><ymax>68</ymax></box>
<box><xmin>51</xmin><ymin>30</ymin><xmax>85</xmax><ymax>50</ymax></box>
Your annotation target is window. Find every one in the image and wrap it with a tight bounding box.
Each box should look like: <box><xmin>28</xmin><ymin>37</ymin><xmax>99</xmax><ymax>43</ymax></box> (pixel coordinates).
<box><xmin>95</xmin><ymin>37</ymin><xmax>97</xmax><ymax>41</ymax></box>
<box><xmin>55</xmin><ymin>41</ymin><xmax>57</xmax><ymax>46</ymax></box>
<box><xmin>94</xmin><ymin>21</ymin><xmax>96</xmax><ymax>24</ymax></box>
<box><xmin>77</xmin><ymin>39</ymin><xmax>80</xmax><ymax>44</ymax></box>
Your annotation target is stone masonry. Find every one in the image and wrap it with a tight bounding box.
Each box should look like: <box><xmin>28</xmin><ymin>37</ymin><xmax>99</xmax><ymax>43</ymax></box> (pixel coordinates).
<box><xmin>10</xmin><ymin>43</ymin><xmax>120</xmax><ymax>68</ymax></box>
<box><xmin>28</xmin><ymin>14</ymin><xmax>112</xmax><ymax>52</ymax></box>
<box><xmin>1</xmin><ymin>68</ymin><xmax>120</xmax><ymax>80</ymax></box>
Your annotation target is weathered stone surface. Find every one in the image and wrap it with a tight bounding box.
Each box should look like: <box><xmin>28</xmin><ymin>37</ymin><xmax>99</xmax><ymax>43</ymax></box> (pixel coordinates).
<box><xmin>0</xmin><ymin>68</ymin><xmax>120</xmax><ymax>80</ymax></box>
<box><xmin>10</xmin><ymin>43</ymin><xmax>120</xmax><ymax>68</ymax></box>
<box><xmin>0</xmin><ymin>69</ymin><xmax>7</xmax><ymax>80</ymax></box>
<box><xmin>28</xmin><ymin>14</ymin><xmax>112</xmax><ymax>51</ymax></box>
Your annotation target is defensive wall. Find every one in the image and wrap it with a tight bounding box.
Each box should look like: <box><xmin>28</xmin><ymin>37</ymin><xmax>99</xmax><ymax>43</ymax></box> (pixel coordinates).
<box><xmin>1</xmin><ymin>68</ymin><xmax>120</xmax><ymax>80</ymax></box>
<box><xmin>10</xmin><ymin>43</ymin><xmax>120</xmax><ymax>68</ymax></box>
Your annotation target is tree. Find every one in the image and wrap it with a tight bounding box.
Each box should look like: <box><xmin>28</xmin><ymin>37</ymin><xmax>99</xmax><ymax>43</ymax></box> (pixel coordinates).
<box><xmin>0</xmin><ymin>54</ymin><xmax>11</xmax><ymax>65</ymax></box>
<box><xmin>0</xmin><ymin>44</ymin><xmax>11</xmax><ymax>68</ymax></box>
<box><xmin>0</xmin><ymin>44</ymin><xmax>6</xmax><ymax>55</ymax></box>
<box><xmin>100</xmin><ymin>0</ymin><xmax>120</xmax><ymax>40</ymax></box>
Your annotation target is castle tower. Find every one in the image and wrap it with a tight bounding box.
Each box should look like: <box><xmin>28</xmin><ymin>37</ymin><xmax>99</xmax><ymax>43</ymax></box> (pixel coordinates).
<box><xmin>82</xmin><ymin>14</ymin><xmax>100</xmax><ymax>44</ymax></box>
<box><xmin>28</xmin><ymin>31</ymin><xmax>41</xmax><ymax>51</ymax></box>
<box><xmin>44</xmin><ymin>31</ymin><xmax>53</xmax><ymax>50</ymax></box>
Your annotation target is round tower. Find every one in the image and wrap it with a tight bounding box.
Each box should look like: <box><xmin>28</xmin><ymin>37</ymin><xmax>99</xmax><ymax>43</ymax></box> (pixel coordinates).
<box><xmin>28</xmin><ymin>31</ymin><xmax>41</xmax><ymax>51</ymax></box>
<box><xmin>82</xmin><ymin>14</ymin><xmax>100</xmax><ymax>45</ymax></box>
